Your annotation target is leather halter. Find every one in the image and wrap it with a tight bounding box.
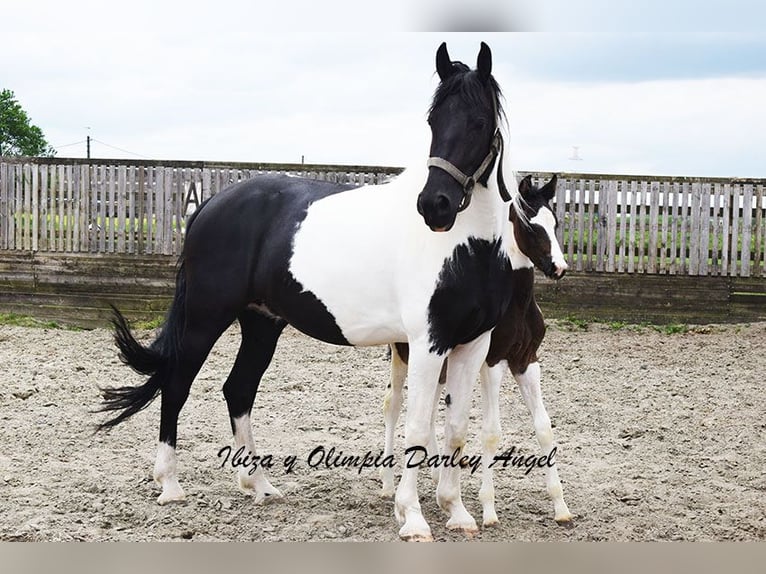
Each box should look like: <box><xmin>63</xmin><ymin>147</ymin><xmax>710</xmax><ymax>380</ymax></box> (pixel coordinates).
<box><xmin>426</xmin><ymin>129</ymin><xmax>511</xmax><ymax>212</ymax></box>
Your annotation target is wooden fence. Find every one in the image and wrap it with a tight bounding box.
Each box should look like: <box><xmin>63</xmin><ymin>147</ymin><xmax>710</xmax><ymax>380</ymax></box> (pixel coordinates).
<box><xmin>1</xmin><ymin>158</ymin><xmax>765</xmax><ymax>278</ymax></box>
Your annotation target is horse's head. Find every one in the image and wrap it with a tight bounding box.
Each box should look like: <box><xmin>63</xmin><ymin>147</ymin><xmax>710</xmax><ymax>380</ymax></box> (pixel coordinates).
<box><xmin>510</xmin><ymin>175</ymin><xmax>568</xmax><ymax>280</ymax></box>
<box><xmin>417</xmin><ymin>42</ymin><xmax>504</xmax><ymax>232</ymax></box>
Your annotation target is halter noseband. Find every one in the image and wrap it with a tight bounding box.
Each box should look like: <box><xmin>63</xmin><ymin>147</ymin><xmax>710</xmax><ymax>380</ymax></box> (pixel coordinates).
<box><xmin>426</xmin><ymin>129</ymin><xmax>511</xmax><ymax>212</ymax></box>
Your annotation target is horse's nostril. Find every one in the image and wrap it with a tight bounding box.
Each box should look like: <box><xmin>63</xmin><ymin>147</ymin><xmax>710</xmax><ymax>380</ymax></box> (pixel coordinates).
<box><xmin>436</xmin><ymin>194</ymin><xmax>450</xmax><ymax>213</ymax></box>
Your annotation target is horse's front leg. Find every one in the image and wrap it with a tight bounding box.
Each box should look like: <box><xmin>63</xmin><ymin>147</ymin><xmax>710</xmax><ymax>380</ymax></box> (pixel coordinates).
<box><xmin>478</xmin><ymin>361</ymin><xmax>504</xmax><ymax>527</ymax></box>
<box><xmin>436</xmin><ymin>332</ymin><xmax>492</xmax><ymax>535</ymax></box>
<box><xmin>394</xmin><ymin>343</ymin><xmax>445</xmax><ymax>542</ymax></box>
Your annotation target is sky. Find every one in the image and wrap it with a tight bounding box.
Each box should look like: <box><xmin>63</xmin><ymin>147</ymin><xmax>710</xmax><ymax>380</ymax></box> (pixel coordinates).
<box><xmin>2</xmin><ymin>1</ymin><xmax>765</xmax><ymax>178</ymax></box>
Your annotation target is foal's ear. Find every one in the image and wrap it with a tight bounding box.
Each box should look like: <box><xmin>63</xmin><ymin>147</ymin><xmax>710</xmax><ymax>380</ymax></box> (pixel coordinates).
<box><xmin>477</xmin><ymin>42</ymin><xmax>492</xmax><ymax>83</ymax></box>
<box><xmin>436</xmin><ymin>42</ymin><xmax>454</xmax><ymax>81</ymax></box>
<box><xmin>518</xmin><ymin>175</ymin><xmax>534</xmax><ymax>198</ymax></box>
<box><xmin>540</xmin><ymin>174</ymin><xmax>558</xmax><ymax>201</ymax></box>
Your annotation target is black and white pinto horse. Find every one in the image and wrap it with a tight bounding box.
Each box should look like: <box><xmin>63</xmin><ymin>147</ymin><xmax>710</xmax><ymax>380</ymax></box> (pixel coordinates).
<box><xmin>381</xmin><ymin>175</ymin><xmax>573</xmax><ymax>528</ymax></box>
<box><xmin>98</xmin><ymin>42</ymin><xmax>549</xmax><ymax>541</ymax></box>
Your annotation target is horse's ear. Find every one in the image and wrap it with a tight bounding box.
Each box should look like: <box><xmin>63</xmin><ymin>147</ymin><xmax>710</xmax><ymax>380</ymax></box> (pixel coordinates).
<box><xmin>477</xmin><ymin>42</ymin><xmax>492</xmax><ymax>83</ymax></box>
<box><xmin>518</xmin><ymin>175</ymin><xmax>533</xmax><ymax>198</ymax></box>
<box><xmin>436</xmin><ymin>42</ymin><xmax>454</xmax><ymax>81</ymax></box>
<box><xmin>540</xmin><ymin>174</ymin><xmax>558</xmax><ymax>201</ymax></box>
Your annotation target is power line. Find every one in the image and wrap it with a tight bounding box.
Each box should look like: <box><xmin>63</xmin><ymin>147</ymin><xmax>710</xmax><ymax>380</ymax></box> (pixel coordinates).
<box><xmin>89</xmin><ymin>138</ymin><xmax>149</xmax><ymax>159</ymax></box>
<box><xmin>52</xmin><ymin>140</ymin><xmax>87</xmax><ymax>149</ymax></box>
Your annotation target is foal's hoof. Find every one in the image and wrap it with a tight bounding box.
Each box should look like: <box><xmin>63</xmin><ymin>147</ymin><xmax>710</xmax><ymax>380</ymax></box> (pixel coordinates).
<box><xmin>555</xmin><ymin>514</ymin><xmax>575</xmax><ymax>529</ymax></box>
<box><xmin>380</xmin><ymin>488</ymin><xmax>395</xmax><ymax>500</ymax></box>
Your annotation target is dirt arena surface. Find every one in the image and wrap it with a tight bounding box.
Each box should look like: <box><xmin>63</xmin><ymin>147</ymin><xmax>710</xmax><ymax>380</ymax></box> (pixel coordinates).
<box><xmin>0</xmin><ymin>319</ymin><xmax>764</xmax><ymax>542</ymax></box>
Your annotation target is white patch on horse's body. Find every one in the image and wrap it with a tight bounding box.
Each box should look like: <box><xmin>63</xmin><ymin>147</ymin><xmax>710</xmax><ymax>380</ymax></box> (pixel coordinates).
<box><xmin>153</xmin><ymin>441</ymin><xmax>185</xmax><ymax>505</ymax></box>
<box><xmin>289</xmin><ymin>164</ymin><xmax>508</xmax><ymax>347</ymax></box>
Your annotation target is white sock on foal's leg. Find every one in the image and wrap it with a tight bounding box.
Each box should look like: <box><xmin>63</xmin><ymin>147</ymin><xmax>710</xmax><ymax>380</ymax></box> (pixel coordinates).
<box><xmin>515</xmin><ymin>362</ymin><xmax>573</xmax><ymax>524</ymax></box>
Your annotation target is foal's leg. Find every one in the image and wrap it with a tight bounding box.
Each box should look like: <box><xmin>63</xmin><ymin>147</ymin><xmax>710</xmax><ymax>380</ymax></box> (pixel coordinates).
<box><xmin>154</xmin><ymin>312</ymin><xmax>235</xmax><ymax>505</ymax></box>
<box><xmin>381</xmin><ymin>344</ymin><xmax>407</xmax><ymax>498</ymax></box>
<box><xmin>435</xmin><ymin>332</ymin><xmax>492</xmax><ymax>535</ymax></box>
<box><xmin>394</xmin><ymin>342</ymin><xmax>447</xmax><ymax>542</ymax></box>
<box><xmin>514</xmin><ymin>361</ymin><xmax>573</xmax><ymax>523</ymax></box>
<box><xmin>222</xmin><ymin>310</ymin><xmax>286</xmax><ymax>503</ymax></box>
<box><xmin>478</xmin><ymin>361</ymin><xmax>504</xmax><ymax>527</ymax></box>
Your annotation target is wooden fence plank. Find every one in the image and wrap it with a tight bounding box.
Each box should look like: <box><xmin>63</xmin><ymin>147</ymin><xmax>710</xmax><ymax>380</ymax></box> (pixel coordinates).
<box><xmin>648</xmin><ymin>181</ymin><xmax>659</xmax><ymax>273</ymax></box>
<box><xmin>699</xmin><ymin>183</ymin><xmax>711</xmax><ymax>276</ymax></box>
<box><xmin>566</xmin><ymin>178</ymin><xmax>578</xmax><ymax>269</ymax></box>
<box><xmin>617</xmin><ymin>180</ymin><xmax>627</xmax><ymax>272</ymax></box>
<box><xmin>39</xmin><ymin>166</ymin><xmax>48</xmax><ymax>251</ymax></box>
<box><xmin>606</xmin><ymin>180</ymin><xmax>617</xmax><ymax>272</ymax></box>
<box><xmin>31</xmin><ymin>165</ymin><xmax>39</xmax><ymax>252</ymax></box>
<box><xmin>729</xmin><ymin>184</ymin><xmax>740</xmax><ymax>277</ymax></box>
<box><xmin>127</xmin><ymin>166</ymin><xmax>136</xmax><ymax>254</ymax></box>
<box><xmin>741</xmin><ymin>183</ymin><xmax>753</xmax><ymax>277</ymax></box>
<box><xmin>117</xmin><ymin>165</ymin><xmax>127</xmax><ymax>253</ymax></box>
<box><xmin>721</xmin><ymin>183</ymin><xmax>731</xmax><ymax>276</ymax></box>
<box><xmin>758</xmin><ymin>184</ymin><xmax>765</xmax><ymax>277</ymax></box>
<box><xmin>711</xmin><ymin>183</ymin><xmax>721</xmax><ymax>275</ymax></box>
<box><xmin>576</xmin><ymin>178</ymin><xmax>585</xmax><ymax>272</ymax></box>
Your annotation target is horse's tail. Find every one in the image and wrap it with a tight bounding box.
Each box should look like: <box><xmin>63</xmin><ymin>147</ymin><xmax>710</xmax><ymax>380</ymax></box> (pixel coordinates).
<box><xmin>96</xmin><ymin>201</ymin><xmax>212</xmax><ymax>430</ymax></box>
<box><xmin>96</xmin><ymin>262</ymin><xmax>188</xmax><ymax>430</ymax></box>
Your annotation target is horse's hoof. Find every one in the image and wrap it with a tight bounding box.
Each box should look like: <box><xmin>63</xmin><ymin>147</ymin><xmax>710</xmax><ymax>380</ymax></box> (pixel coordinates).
<box><xmin>254</xmin><ymin>489</ymin><xmax>284</xmax><ymax>505</ymax></box>
<box><xmin>483</xmin><ymin>516</ymin><xmax>500</xmax><ymax>528</ymax></box>
<box><xmin>446</xmin><ymin>517</ymin><xmax>479</xmax><ymax>536</ymax></box>
<box><xmin>157</xmin><ymin>490</ymin><xmax>186</xmax><ymax>505</ymax></box>
<box><xmin>380</xmin><ymin>489</ymin><xmax>395</xmax><ymax>500</ymax></box>
<box><xmin>555</xmin><ymin>515</ymin><xmax>575</xmax><ymax>529</ymax></box>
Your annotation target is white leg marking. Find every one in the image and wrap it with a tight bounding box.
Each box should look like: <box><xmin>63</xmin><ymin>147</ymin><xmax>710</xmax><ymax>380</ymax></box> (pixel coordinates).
<box><xmin>428</xmin><ymin>367</ymin><xmax>443</xmax><ymax>485</ymax></box>
<box><xmin>478</xmin><ymin>361</ymin><xmax>504</xmax><ymax>527</ymax></box>
<box><xmin>153</xmin><ymin>441</ymin><xmax>186</xmax><ymax>505</ymax></box>
<box><xmin>232</xmin><ymin>414</ymin><xmax>283</xmax><ymax>503</ymax></box>
<box><xmin>394</xmin><ymin>345</ymin><xmax>444</xmax><ymax>541</ymax></box>
<box><xmin>515</xmin><ymin>362</ymin><xmax>573</xmax><ymax>523</ymax></box>
<box><xmin>381</xmin><ymin>346</ymin><xmax>407</xmax><ymax>499</ymax></box>
<box><xmin>435</xmin><ymin>333</ymin><xmax>491</xmax><ymax>535</ymax></box>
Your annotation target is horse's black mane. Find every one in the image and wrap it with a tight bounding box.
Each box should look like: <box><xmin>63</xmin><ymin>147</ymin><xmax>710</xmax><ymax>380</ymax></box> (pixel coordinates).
<box><xmin>428</xmin><ymin>62</ymin><xmax>505</xmax><ymax>124</ymax></box>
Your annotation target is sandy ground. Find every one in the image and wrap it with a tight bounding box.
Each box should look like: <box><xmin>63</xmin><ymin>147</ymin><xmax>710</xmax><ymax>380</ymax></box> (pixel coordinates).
<box><xmin>0</xmin><ymin>319</ymin><xmax>764</xmax><ymax>542</ymax></box>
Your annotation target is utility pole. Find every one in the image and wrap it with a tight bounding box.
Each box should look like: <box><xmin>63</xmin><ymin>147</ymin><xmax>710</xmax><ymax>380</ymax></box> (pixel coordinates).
<box><xmin>86</xmin><ymin>127</ymin><xmax>91</xmax><ymax>159</ymax></box>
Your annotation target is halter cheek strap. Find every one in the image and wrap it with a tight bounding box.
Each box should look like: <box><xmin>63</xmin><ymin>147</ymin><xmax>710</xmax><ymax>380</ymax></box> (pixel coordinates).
<box><xmin>426</xmin><ymin>129</ymin><xmax>511</xmax><ymax>212</ymax></box>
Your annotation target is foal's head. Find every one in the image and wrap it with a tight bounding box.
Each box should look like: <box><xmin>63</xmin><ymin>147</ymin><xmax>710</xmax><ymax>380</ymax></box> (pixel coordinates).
<box><xmin>417</xmin><ymin>42</ymin><xmax>503</xmax><ymax>232</ymax></box>
<box><xmin>510</xmin><ymin>175</ymin><xmax>568</xmax><ymax>280</ymax></box>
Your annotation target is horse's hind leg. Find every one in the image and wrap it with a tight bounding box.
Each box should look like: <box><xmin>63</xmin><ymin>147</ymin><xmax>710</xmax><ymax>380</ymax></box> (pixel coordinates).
<box><xmin>381</xmin><ymin>344</ymin><xmax>407</xmax><ymax>498</ymax></box>
<box><xmin>222</xmin><ymin>309</ymin><xmax>286</xmax><ymax>503</ymax></box>
<box><xmin>514</xmin><ymin>361</ymin><xmax>573</xmax><ymax>524</ymax></box>
<box><xmin>155</xmin><ymin>314</ymin><xmax>234</xmax><ymax>505</ymax></box>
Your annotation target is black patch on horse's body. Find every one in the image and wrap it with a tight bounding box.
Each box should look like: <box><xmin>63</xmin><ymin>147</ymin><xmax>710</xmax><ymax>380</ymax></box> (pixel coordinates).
<box><xmin>427</xmin><ymin>237</ymin><xmax>513</xmax><ymax>355</ymax></box>
<box><xmin>183</xmin><ymin>174</ymin><xmax>357</xmax><ymax>346</ymax></box>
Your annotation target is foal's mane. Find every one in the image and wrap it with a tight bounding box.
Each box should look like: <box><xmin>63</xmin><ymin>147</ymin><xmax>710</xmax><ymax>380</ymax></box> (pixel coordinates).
<box><xmin>427</xmin><ymin>63</ymin><xmax>505</xmax><ymax>126</ymax></box>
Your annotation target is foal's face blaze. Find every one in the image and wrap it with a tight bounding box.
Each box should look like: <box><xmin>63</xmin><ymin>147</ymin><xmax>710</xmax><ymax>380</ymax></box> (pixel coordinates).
<box><xmin>513</xmin><ymin>175</ymin><xmax>568</xmax><ymax>280</ymax></box>
<box><xmin>417</xmin><ymin>42</ymin><xmax>497</xmax><ymax>232</ymax></box>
